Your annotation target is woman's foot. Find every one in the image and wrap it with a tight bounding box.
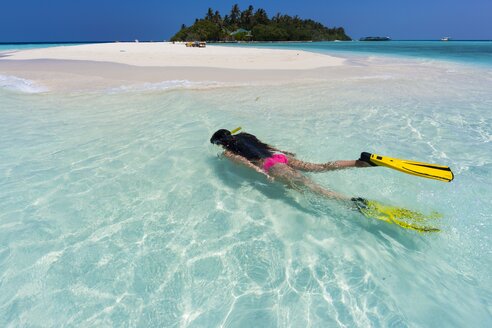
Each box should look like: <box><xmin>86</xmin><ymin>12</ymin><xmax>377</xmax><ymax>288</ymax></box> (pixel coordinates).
<box><xmin>358</xmin><ymin>152</ymin><xmax>377</xmax><ymax>167</ymax></box>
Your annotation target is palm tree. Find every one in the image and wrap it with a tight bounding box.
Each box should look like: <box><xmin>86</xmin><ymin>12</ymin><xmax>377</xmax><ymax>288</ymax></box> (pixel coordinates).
<box><xmin>206</xmin><ymin>8</ymin><xmax>214</xmax><ymax>21</ymax></box>
<box><xmin>253</xmin><ymin>8</ymin><xmax>269</xmax><ymax>25</ymax></box>
<box><xmin>230</xmin><ymin>4</ymin><xmax>240</xmax><ymax>25</ymax></box>
<box><xmin>213</xmin><ymin>10</ymin><xmax>222</xmax><ymax>25</ymax></box>
<box><xmin>241</xmin><ymin>5</ymin><xmax>254</xmax><ymax>29</ymax></box>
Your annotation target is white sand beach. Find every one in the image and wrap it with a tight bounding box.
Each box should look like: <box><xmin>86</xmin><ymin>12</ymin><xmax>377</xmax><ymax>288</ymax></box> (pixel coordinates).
<box><xmin>3</xmin><ymin>42</ymin><xmax>345</xmax><ymax>69</ymax></box>
<box><xmin>0</xmin><ymin>42</ymin><xmax>346</xmax><ymax>91</ymax></box>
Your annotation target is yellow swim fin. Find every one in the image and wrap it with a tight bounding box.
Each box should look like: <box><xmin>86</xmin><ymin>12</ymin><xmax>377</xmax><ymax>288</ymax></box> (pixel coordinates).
<box><xmin>360</xmin><ymin>152</ymin><xmax>454</xmax><ymax>182</ymax></box>
<box><xmin>352</xmin><ymin>198</ymin><xmax>441</xmax><ymax>233</ymax></box>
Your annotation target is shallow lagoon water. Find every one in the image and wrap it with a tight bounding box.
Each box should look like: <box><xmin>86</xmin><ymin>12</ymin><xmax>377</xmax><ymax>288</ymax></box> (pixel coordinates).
<box><xmin>224</xmin><ymin>41</ymin><xmax>492</xmax><ymax>67</ymax></box>
<box><xmin>1</xmin><ymin>54</ymin><xmax>492</xmax><ymax>327</ymax></box>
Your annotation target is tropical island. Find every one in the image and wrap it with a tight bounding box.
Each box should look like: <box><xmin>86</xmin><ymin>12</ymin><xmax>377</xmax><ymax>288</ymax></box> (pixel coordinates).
<box><xmin>170</xmin><ymin>4</ymin><xmax>351</xmax><ymax>42</ymax></box>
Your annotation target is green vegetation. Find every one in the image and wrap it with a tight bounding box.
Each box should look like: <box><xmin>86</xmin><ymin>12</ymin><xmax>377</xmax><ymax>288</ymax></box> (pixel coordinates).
<box><xmin>171</xmin><ymin>4</ymin><xmax>351</xmax><ymax>42</ymax></box>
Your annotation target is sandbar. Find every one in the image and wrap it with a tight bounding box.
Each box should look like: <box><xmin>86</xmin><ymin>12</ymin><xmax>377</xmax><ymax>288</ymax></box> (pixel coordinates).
<box><xmin>0</xmin><ymin>42</ymin><xmax>346</xmax><ymax>92</ymax></box>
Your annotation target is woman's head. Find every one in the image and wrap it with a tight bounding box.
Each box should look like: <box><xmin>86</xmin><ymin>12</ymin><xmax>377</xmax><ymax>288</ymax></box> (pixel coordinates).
<box><xmin>210</xmin><ymin>129</ymin><xmax>273</xmax><ymax>160</ymax></box>
<box><xmin>210</xmin><ymin>129</ymin><xmax>232</xmax><ymax>146</ymax></box>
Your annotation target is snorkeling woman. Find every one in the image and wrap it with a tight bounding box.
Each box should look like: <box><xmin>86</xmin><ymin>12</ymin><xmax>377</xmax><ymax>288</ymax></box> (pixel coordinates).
<box><xmin>210</xmin><ymin>128</ymin><xmax>449</xmax><ymax>233</ymax></box>
<box><xmin>210</xmin><ymin>128</ymin><xmax>372</xmax><ymax>201</ymax></box>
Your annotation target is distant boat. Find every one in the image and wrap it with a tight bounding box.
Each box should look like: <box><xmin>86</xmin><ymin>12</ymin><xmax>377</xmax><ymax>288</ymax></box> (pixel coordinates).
<box><xmin>359</xmin><ymin>36</ymin><xmax>391</xmax><ymax>41</ymax></box>
<box><xmin>441</xmin><ymin>37</ymin><xmax>451</xmax><ymax>41</ymax></box>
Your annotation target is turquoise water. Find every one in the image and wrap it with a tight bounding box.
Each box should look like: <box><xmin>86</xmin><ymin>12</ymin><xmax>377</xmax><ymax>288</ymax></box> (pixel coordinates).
<box><xmin>0</xmin><ymin>42</ymin><xmax>104</xmax><ymax>52</ymax></box>
<box><xmin>1</xmin><ymin>46</ymin><xmax>492</xmax><ymax>326</ymax></box>
<box><xmin>221</xmin><ymin>41</ymin><xmax>492</xmax><ymax>67</ymax></box>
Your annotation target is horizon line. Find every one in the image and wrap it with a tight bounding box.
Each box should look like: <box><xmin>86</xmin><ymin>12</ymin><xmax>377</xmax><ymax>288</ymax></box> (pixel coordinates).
<box><xmin>2</xmin><ymin>39</ymin><xmax>492</xmax><ymax>44</ymax></box>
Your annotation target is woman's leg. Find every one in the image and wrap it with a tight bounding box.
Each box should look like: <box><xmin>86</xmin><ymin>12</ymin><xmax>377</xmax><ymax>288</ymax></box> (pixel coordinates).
<box><xmin>269</xmin><ymin>164</ymin><xmax>350</xmax><ymax>201</ymax></box>
<box><xmin>287</xmin><ymin>157</ymin><xmax>370</xmax><ymax>172</ymax></box>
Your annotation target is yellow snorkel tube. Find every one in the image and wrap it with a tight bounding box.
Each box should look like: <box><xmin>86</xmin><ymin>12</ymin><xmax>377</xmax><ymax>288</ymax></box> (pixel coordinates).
<box><xmin>230</xmin><ymin>127</ymin><xmax>242</xmax><ymax>134</ymax></box>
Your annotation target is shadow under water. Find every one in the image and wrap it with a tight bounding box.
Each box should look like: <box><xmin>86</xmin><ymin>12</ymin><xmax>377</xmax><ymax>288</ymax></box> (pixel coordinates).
<box><xmin>209</xmin><ymin>155</ymin><xmax>427</xmax><ymax>251</ymax></box>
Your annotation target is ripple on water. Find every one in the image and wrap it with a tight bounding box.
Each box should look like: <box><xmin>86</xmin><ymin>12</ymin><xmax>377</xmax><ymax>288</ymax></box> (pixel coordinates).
<box><xmin>1</xmin><ymin>60</ymin><xmax>492</xmax><ymax>326</ymax></box>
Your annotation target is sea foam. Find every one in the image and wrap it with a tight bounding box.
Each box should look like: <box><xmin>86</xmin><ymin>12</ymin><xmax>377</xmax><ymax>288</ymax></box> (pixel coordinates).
<box><xmin>0</xmin><ymin>75</ymin><xmax>47</xmax><ymax>93</ymax></box>
<box><xmin>106</xmin><ymin>80</ymin><xmax>228</xmax><ymax>94</ymax></box>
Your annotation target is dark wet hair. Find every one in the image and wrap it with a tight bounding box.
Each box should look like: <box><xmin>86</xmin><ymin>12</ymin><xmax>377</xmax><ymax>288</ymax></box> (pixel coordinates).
<box><xmin>210</xmin><ymin>129</ymin><xmax>231</xmax><ymax>145</ymax></box>
<box><xmin>210</xmin><ymin>129</ymin><xmax>273</xmax><ymax>160</ymax></box>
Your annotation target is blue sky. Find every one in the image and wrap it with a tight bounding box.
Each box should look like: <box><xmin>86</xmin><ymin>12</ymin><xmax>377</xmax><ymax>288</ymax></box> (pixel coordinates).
<box><xmin>1</xmin><ymin>0</ymin><xmax>491</xmax><ymax>42</ymax></box>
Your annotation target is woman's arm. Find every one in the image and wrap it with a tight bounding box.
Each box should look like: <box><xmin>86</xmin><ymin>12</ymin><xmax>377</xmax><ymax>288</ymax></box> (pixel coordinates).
<box><xmin>223</xmin><ymin>150</ymin><xmax>274</xmax><ymax>181</ymax></box>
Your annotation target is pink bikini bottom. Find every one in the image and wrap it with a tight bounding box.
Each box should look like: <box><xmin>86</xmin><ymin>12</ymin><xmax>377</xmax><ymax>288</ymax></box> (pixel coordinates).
<box><xmin>263</xmin><ymin>154</ymin><xmax>288</xmax><ymax>172</ymax></box>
